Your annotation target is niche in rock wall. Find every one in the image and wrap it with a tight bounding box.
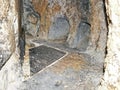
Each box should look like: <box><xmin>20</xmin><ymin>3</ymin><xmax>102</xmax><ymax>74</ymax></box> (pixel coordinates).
<box><xmin>48</xmin><ymin>17</ymin><xmax>70</xmax><ymax>41</ymax></box>
<box><xmin>69</xmin><ymin>22</ymin><xmax>90</xmax><ymax>51</ymax></box>
<box><xmin>23</xmin><ymin>0</ymin><xmax>91</xmax><ymax>51</ymax></box>
<box><xmin>20</xmin><ymin>0</ymin><xmax>107</xmax><ymax>77</ymax></box>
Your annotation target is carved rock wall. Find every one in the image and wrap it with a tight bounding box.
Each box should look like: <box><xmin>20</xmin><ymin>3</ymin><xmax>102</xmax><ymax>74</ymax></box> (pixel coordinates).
<box><xmin>0</xmin><ymin>0</ymin><xmax>23</xmax><ymax>90</ymax></box>
<box><xmin>0</xmin><ymin>0</ymin><xmax>107</xmax><ymax>67</ymax></box>
<box><xmin>23</xmin><ymin>0</ymin><xmax>107</xmax><ymax>53</ymax></box>
<box><xmin>0</xmin><ymin>0</ymin><xmax>19</xmax><ymax>69</ymax></box>
<box><xmin>99</xmin><ymin>0</ymin><xmax>120</xmax><ymax>90</ymax></box>
<box><xmin>0</xmin><ymin>0</ymin><xmax>109</xmax><ymax>89</ymax></box>
<box><xmin>89</xmin><ymin>0</ymin><xmax>107</xmax><ymax>52</ymax></box>
<box><xmin>23</xmin><ymin>0</ymin><xmax>92</xmax><ymax>50</ymax></box>
<box><xmin>86</xmin><ymin>0</ymin><xmax>107</xmax><ymax>65</ymax></box>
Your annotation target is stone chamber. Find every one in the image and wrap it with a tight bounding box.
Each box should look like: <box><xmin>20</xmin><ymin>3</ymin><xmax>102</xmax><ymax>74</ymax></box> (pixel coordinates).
<box><xmin>0</xmin><ymin>0</ymin><xmax>120</xmax><ymax>90</ymax></box>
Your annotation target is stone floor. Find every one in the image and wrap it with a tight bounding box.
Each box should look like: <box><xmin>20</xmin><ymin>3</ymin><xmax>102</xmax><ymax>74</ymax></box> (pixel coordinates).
<box><xmin>19</xmin><ymin>39</ymin><xmax>103</xmax><ymax>90</ymax></box>
<box><xmin>29</xmin><ymin>45</ymin><xmax>66</xmax><ymax>75</ymax></box>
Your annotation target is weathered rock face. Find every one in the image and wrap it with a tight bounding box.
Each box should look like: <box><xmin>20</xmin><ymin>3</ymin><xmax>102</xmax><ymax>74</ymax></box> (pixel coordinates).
<box><xmin>86</xmin><ymin>0</ymin><xmax>107</xmax><ymax>65</ymax></box>
<box><xmin>0</xmin><ymin>0</ymin><xmax>19</xmax><ymax>69</ymax></box>
<box><xmin>23</xmin><ymin>0</ymin><xmax>92</xmax><ymax>49</ymax></box>
<box><xmin>89</xmin><ymin>0</ymin><xmax>107</xmax><ymax>52</ymax></box>
<box><xmin>0</xmin><ymin>53</ymin><xmax>23</xmax><ymax>90</ymax></box>
<box><xmin>0</xmin><ymin>0</ymin><xmax>110</xmax><ymax>89</ymax></box>
<box><xmin>70</xmin><ymin>22</ymin><xmax>90</xmax><ymax>51</ymax></box>
<box><xmin>23</xmin><ymin>0</ymin><xmax>107</xmax><ymax>53</ymax></box>
<box><xmin>22</xmin><ymin>0</ymin><xmax>40</xmax><ymax>37</ymax></box>
<box><xmin>48</xmin><ymin>17</ymin><xmax>70</xmax><ymax>41</ymax></box>
<box><xmin>99</xmin><ymin>0</ymin><xmax>120</xmax><ymax>90</ymax></box>
<box><xmin>0</xmin><ymin>0</ymin><xmax>23</xmax><ymax>90</ymax></box>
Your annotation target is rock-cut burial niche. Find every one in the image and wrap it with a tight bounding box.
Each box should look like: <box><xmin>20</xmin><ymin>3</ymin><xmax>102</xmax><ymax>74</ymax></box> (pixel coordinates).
<box><xmin>20</xmin><ymin>0</ymin><xmax>107</xmax><ymax>75</ymax></box>
<box><xmin>23</xmin><ymin>0</ymin><xmax>91</xmax><ymax>51</ymax></box>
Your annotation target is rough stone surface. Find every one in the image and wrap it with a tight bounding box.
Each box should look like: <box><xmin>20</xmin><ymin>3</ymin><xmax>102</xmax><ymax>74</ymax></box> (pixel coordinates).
<box><xmin>31</xmin><ymin>0</ymin><xmax>82</xmax><ymax>40</ymax></box>
<box><xmin>0</xmin><ymin>53</ymin><xmax>23</xmax><ymax>90</ymax></box>
<box><xmin>23</xmin><ymin>0</ymin><xmax>107</xmax><ymax>54</ymax></box>
<box><xmin>0</xmin><ymin>0</ymin><xmax>109</xmax><ymax>90</ymax></box>
<box><xmin>23</xmin><ymin>0</ymin><xmax>90</xmax><ymax>42</ymax></box>
<box><xmin>86</xmin><ymin>0</ymin><xmax>107</xmax><ymax>67</ymax></box>
<box><xmin>22</xmin><ymin>0</ymin><xmax>40</xmax><ymax>36</ymax></box>
<box><xmin>69</xmin><ymin>21</ymin><xmax>90</xmax><ymax>51</ymax></box>
<box><xmin>99</xmin><ymin>0</ymin><xmax>120</xmax><ymax>90</ymax></box>
<box><xmin>67</xmin><ymin>0</ymin><xmax>90</xmax><ymax>47</ymax></box>
<box><xmin>22</xmin><ymin>0</ymin><xmax>107</xmax><ymax>69</ymax></box>
<box><xmin>48</xmin><ymin>17</ymin><xmax>70</xmax><ymax>41</ymax></box>
<box><xmin>0</xmin><ymin>0</ymin><xmax>19</xmax><ymax>69</ymax></box>
<box><xmin>88</xmin><ymin>0</ymin><xmax>107</xmax><ymax>52</ymax></box>
<box><xmin>0</xmin><ymin>0</ymin><xmax>24</xmax><ymax>90</ymax></box>
<box><xmin>18</xmin><ymin>53</ymin><xmax>103</xmax><ymax>90</ymax></box>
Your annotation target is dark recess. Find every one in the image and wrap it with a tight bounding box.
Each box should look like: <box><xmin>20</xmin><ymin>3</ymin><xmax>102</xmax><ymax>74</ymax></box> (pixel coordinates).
<box><xmin>18</xmin><ymin>0</ymin><xmax>25</xmax><ymax>65</ymax></box>
<box><xmin>29</xmin><ymin>45</ymin><xmax>66</xmax><ymax>75</ymax></box>
<box><xmin>103</xmin><ymin>0</ymin><xmax>109</xmax><ymax>73</ymax></box>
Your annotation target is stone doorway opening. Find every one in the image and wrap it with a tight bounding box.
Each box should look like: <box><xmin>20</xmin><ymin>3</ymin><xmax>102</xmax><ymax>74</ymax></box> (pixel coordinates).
<box><xmin>20</xmin><ymin>0</ymin><xmax>107</xmax><ymax>76</ymax></box>
<box><xmin>3</xmin><ymin>0</ymin><xmax>120</xmax><ymax>89</ymax></box>
<box><xmin>19</xmin><ymin>0</ymin><xmax>108</xmax><ymax>89</ymax></box>
<box><xmin>21</xmin><ymin>0</ymin><xmax>93</xmax><ymax>76</ymax></box>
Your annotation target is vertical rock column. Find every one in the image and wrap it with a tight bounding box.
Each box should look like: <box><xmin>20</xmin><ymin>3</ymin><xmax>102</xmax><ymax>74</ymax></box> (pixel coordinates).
<box><xmin>89</xmin><ymin>0</ymin><xmax>107</xmax><ymax>52</ymax></box>
<box><xmin>86</xmin><ymin>0</ymin><xmax>107</xmax><ymax>65</ymax></box>
<box><xmin>0</xmin><ymin>0</ymin><xmax>17</xmax><ymax>69</ymax></box>
<box><xmin>0</xmin><ymin>0</ymin><xmax>23</xmax><ymax>90</ymax></box>
<box><xmin>99</xmin><ymin>0</ymin><xmax>120</xmax><ymax>90</ymax></box>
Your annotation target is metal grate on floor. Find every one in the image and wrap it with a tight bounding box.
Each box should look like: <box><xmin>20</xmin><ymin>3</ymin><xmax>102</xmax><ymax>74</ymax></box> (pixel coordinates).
<box><xmin>29</xmin><ymin>45</ymin><xmax>66</xmax><ymax>75</ymax></box>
